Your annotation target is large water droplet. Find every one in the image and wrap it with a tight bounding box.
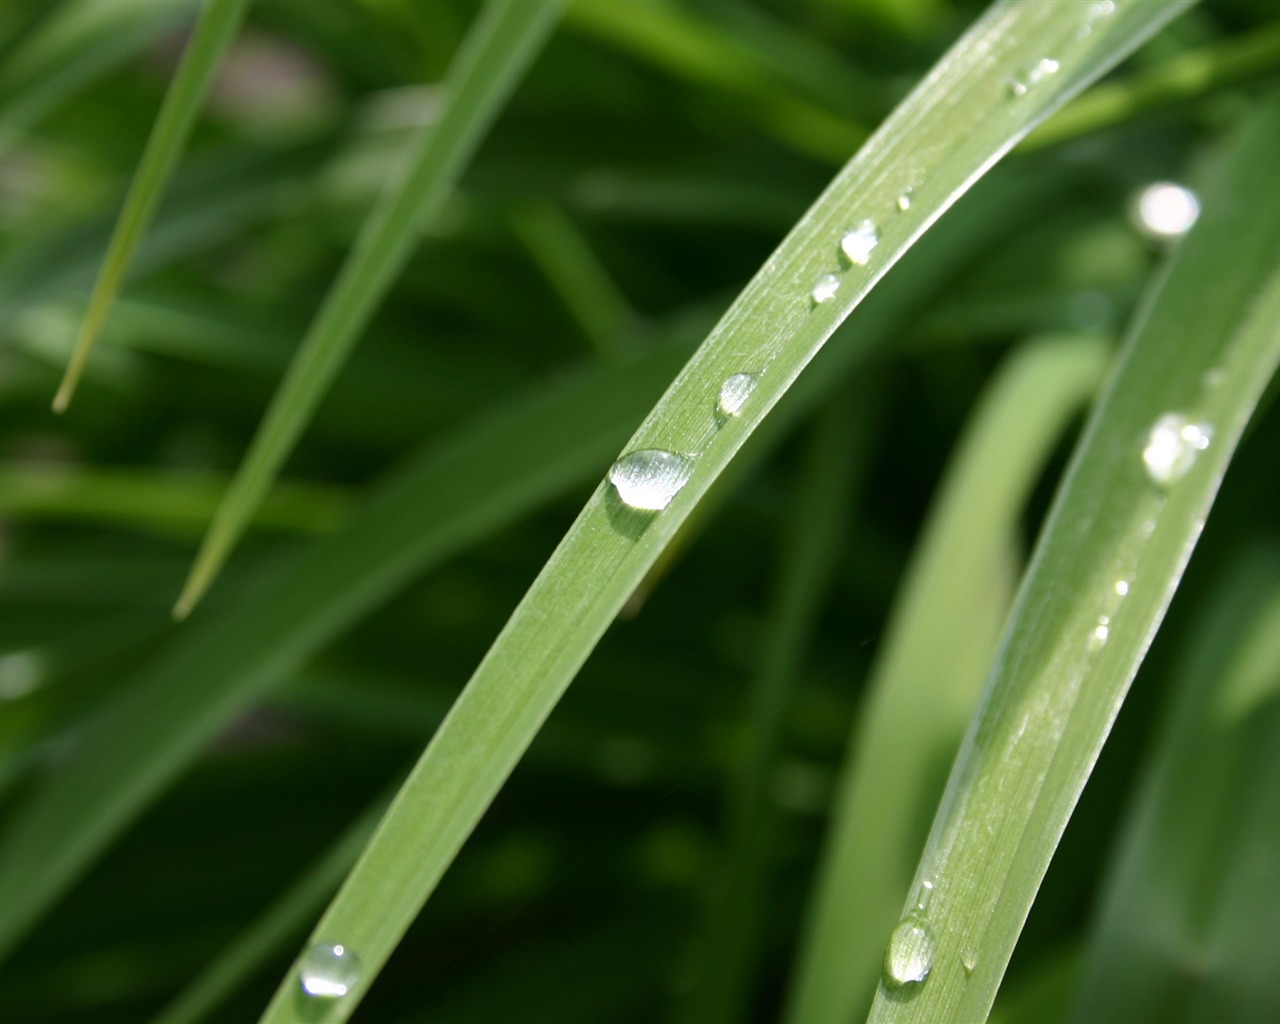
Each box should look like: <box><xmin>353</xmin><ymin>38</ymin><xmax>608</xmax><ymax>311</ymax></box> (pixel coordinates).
<box><xmin>1142</xmin><ymin>413</ymin><xmax>1212</xmax><ymax>488</ymax></box>
<box><xmin>717</xmin><ymin>372</ymin><xmax>759</xmax><ymax>418</ymax></box>
<box><xmin>811</xmin><ymin>273</ymin><xmax>839</xmax><ymax>305</ymax></box>
<box><xmin>299</xmin><ymin>943</ymin><xmax>362</xmax><ymax>999</ymax></box>
<box><xmin>840</xmin><ymin>220</ymin><xmax>880</xmax><ymax>266</ymax></box>
<box><xmin>1132</xmin><ymin>182</ymin><xmax>1200</xmax><ymax>242</ymax></box>
<box><xmin>884</xmin><ymin>916</ymin><xmax>935</xmax><ymax>987</ymax></box>
<box><xmin>1008</xmin><ymin>58</ymin><xmax>1060</xmax><ymax>97</ymax></box>
<box><xmin>609</xmin><ymin>449</ymin><xmax>694</xmax><ymax>511</ymax></box>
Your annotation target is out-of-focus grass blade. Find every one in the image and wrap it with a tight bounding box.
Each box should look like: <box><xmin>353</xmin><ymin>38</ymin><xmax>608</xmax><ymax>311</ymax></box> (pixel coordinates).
<box><xmin>1072</xmin><ymin>548</ymin><xmax>1280</xmax><ymax>1024</ymax></box>
<box><xmin>255</xmin><ymin>5</ymin><xmax>1193</xmax><ymax>1020</ymax></box>
<box><xmin>0</xmin><ymin>0</ymin><xmax>196</xmax><ymax>154</ymax></box>
<box><xmin>52</xmin><ymin>0</ymin><xmax>250</xmax><ymax>412</ymax></box>
<box><xmin>786</xmin><ymin>334</ymin><xmax>1109</xmax><ymax>1024</ymax></box>
<box><xmin>679</xmin><ymin>395</ymin><xmax>873</xmax><ymax>1024</ymax></box>
<box><xmin>172</xmin><ymin>0</ymin><xmax>565</xmax><ymax>619</ymax></box>
<box><xmin>0</xmin><ymin>159</ymin><xmax>1062</xmax><ymax>977</ymax></box>
<box><xmin>151</xmin><ymin>797</ymin><xmax>388</xmax><ymax>1024</ymax></box>
<box><xmin>865</xmin><ymin>96</ymin><xmax>1280</xmax><ymax>1024</ymax></box>
<box><xmin>0</xmin><ymin>466</ymin><xmax>350</xmax><ymax>538</ymax></box>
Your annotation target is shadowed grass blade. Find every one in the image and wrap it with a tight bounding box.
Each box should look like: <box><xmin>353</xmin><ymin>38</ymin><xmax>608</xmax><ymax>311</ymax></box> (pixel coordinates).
<box><xmin>1072</xmin><ymin>548</ymin><xmax>1280</xmax><ymax>1024</ymax></box>
<box><xmin>865</xmin><ymin>95</ymin><xmax>1280</xmax><ymax>1024</ymax></box>
<box><xmin>253</xmin><ymin>4</ymin><xmax>1194</xmax><ymax>1020</ymax></box>
<box><xmin>786</xmin><ymin>334</ymin><xmax>1109</xmax><ymax>1024</ymax></box>
<box><xmin>172</xmin><ymin>0</ymin><xmax>565</xmax><ymax>619</ymax></box>
<box><xmin>52</xmin><ymin>0</ymin><xmax>250</xmax><ymax>412</ymax></box>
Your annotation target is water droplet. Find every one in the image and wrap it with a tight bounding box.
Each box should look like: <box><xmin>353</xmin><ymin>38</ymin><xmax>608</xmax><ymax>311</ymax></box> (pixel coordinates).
<box><xmin>896</xmin><ymin>188</ymin><xmax>914</xmax><ymax>212</ymax></box>
<box><xmin>1142</xmin><ymin>413</ymin><xmax>1212</xmax><ymax>488</ymax></box>
<box><xmin>811</xmin><ymin>273</ymin><xmax>840</xmax><ymax>305</ymax></box>
<box><xmin>1077</xmin><ymin>0</ymin><xmax>1116</xmax><ymax>38</ymax></box>
<box><xmin>1089</xmin><ymin>616</ymin><xmax>1111</xmax><ymax>650</ymax></box>
<box><xmin>840</xmin><ymin>220</ymin><xmax>880</xmax><ymax>266</ymax></box>
<box><xmin>962</xmin><ymin>949</ymin><xmax>979</xmax><ymax>976</ymax></box>
<box><xmin>717</xmin><ymin>373</ymin><xmax>759</xmax><ymax>418</ymax></box>
<box><xmin>299</xmin><ymin>943</ymin><xmax>362</xmax><ymax>999</ymax></box>
<box><xmin>1114</xmin><ymin>579</ymin><xmax>1130</xmax><ymax>597</ymax></box>
<box><xmin>1132</xmin><ymin>182</ymin><xmax>1200</xmax><ymax>242</ymax></box>
<box><xmin>884</xmin><ymin>917</ymin><xmax>935</xmax><ymax>987</ymax></box>
<box><xmin>914</xmin><ymin>879</ymin><xmax>935</xmax><ymax>912</ymax></box>
<box><xmin>1008</xmin><ymin>58</ymin><xmax>1060</xmax><ymax>97</ymax></box>
<box><xmin>609</xmin><ymin>449</ymin><xmax>694</xmax><ymax>511</ymax></box>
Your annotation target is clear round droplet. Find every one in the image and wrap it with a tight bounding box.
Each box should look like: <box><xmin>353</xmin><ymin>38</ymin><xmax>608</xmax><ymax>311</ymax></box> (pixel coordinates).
<box><xmin>839</xmin><ymin>220</ymin><xmax>881</xmax><ymax>266</ymax></box>
<box><xmin>811</xmin><ymin>273</ymin><xmax>840</xmax><ymax>305</ymax></box>
<box><xmin>1008</xmin><ymin>58</ymin><xmax>1060</xmax><ymax>97</ymax></box>
<box><xmin>1132</xmin><ymin>182</ymin><xmax>1200</xmax><ymax>242</ymax></box>
<box><xmin>1142</xmin><ymin>413</ymin><xmax>1212</xmax><ymax>488</ymax></box>
<box><xmin>1089</xmin><ymin>615</ymin><xmax>1111</xmax><ymax>651</ymax></box>
<box><xmin>299</xmin><ymin>943</ymin><xmax>362</xmax><ymax>999</ymax></box>
<box><xmin>609</xmin><ymin>449</ymin><xmax>694</xmax><ymax>511</ymax></box>
<box><xmin>717</xmin><ymin>372</ymin><xmax>759</xmax><ymax>418</ymax></box>
<box><xmin>884</xmin><ymin>916</ymin><xmax>935</xmax><ymax>988</ymax></box>
<box><xmin>1114</xmin><ymin>579</ymin><xmax>1130</xmax><ymax>597</ymax></box>
<box><xmin>896</xmin><ymin>188</ymin><xmax>914</xmax><ymax>212</ymax></box>
<box><xmin>962</xmin><ymin>949</ymin><xmax>979</xmax><ymax>976</ymax></box>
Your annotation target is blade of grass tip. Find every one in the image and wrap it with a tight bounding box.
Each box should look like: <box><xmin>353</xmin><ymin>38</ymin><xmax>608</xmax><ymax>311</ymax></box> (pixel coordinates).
<box><xmin>0</xmin><ymin>0</ymin><xmax>197</xmax><ymax>155</ymax></box>
<box><xmin>172</xmin><ymin>0</ymin><xmax>566</xmax><ymax>620</ymax></box>
<box><xmin>1071</xmin><ymin>547</ymin><xmax>1280</xmax><ymax>1024</ymax></box>
<box><xmin>51</xmin><ymin>0</ymin><xmax>250</xmax><ymax>413</ymax></box>
<box><xmin>151</xmin><ymin>795</ymin><xmax>389</xmax><ymax>1024</ymax></box>
<box><xmin>678</xmin><ymin>393</ymin><xmax>876</xmax><ymax>1024</ymax></box>
<box><xmin>864</xmin><ymin>95</ymin><xmax>1280</xmax><ymax>1024</ymax></box>
<box><xmin>254</xmin><ymin>5</ymin><xmax>1195</xmax><ymax>1021</ymax></box>
<box><xmin>509</xmin><ymin>200</ymin><xmax>641</xmax><ymax>360</ymax></box>
<box><xmin>785</xmin><ymin>333</ymin><xmax>1109</xmax><ymax>1024</ymax></box>
<box><xmin>1025</xmin><ymin>19</ymin><xmax>1280</xmax><ymax>151</ymax></box>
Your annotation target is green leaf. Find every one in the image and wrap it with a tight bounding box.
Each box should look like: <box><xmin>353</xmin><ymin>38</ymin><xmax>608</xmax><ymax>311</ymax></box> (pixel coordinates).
<box><xmin>785</xmin><ymin>334</ymin><xmax>1109</xmax><ymax>1024</ymax></box>
<box><xmin>1072</xmin><ymin>548</ymin><xmax>1280</xmax><ymax>1024</ymax></box>
<box><xmin>254</xmin><ymin>4</ymin><xmax>1194</xmax><ymax>1020</ymax></box>
<box><xmin>172</xmin><ymin>0</ymin><xmax>566</xmax><ymax>618</ymax></box>
<box><xmin>52</xmin><ymin>0</ymin><xmax>251</xmax><ymax>412</ymax></box>
<box><xmin>864</xmin><ymin>96</ymin><xmax>1280</xmax><ymax>1024</ymax></box>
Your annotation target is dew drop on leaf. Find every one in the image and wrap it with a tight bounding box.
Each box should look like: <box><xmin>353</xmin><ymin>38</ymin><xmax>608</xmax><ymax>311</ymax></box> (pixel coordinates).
<box><xmin>840</xmin><ymin>220</ymin><xmax>881</xmax><ymax>265</ymax></box>
<box><xmin>609</xmin><ymin>449</ymin><xmax>694</xmax><ymax>511</ymax></box>
<box><xmin>811</xmin><ymin>273</ymin><xmax>840</xmax><ymax>305</ymax></box>
<box><xmin>717</xmin><ymin>373</ymin><xmax>759</xmax><ymax>419</ymax></box>
<box><xmin>299</xmin><ymin>942</ymin><xmax>362</xmax><ymax>999</ymax></box>
<box><xmin>884</xmin><ymin>916</ymin><xmax>935</xmax><ymax>987</ymax></box>
<box><xmin>1142</xmin><ymin>413</ymin><xmax>1212</xmax><ymax>488</ymax></box>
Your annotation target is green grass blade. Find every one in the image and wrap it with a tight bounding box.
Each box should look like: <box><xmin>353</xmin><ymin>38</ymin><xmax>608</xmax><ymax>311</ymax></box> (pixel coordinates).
<box><xmin>252</xmin><ymin>5</ymin><xmax>1194</xmax><ymax>1020</ymax></box>
<box><xmin>172</xmin><ymin>0</ymin><xmax>565</xmax><ymax>619</ymax></box>
<box><xmin>151</xmin><ymin>798</ymin><xmax>387</xmax><ymax>1024</ymax></box>
<box><xmin>51</xmin><ymin>0</ymin><xmax>250</xmax><ymax>413</ymax></box>
<box><xmin>1071</xmin><ymin>548</ymin><xmax>1280</xmax><ymax>1024</ymax></box>
<box><xmin>786</xmin><ymin>334</ymin><xmax>1109</xmax><ymax>1024</ymax></box>
<box><xmin>679</xmin><ymin>396</ymin><xmax>874</xmax><ymax>1024</ymax></box>
<box><xmin>864</xmin><ymin>96</ymin><xmax>1280</xmax><ymax>1024</ymax></box>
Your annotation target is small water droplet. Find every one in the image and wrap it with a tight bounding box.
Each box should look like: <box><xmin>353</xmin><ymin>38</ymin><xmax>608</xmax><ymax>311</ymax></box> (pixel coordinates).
<box><xmin>717</xmin><ymin>372</ymin><xmax>759</xmax><ymax>418</ymax></box>
<box><xmin>1142</xmin><ymin>413</ymin><xmax>1212</xmax><ymax>488</ymax></box>
<box><xmin>896</xmin><ymin>188</ymin><xmax>914</xmax><ymax>212</ymax></box>
<box><xmin>1132</xmin><ymin>182</ymin><xmax>1200</xmax><ymax>242</ymax></box>
<box><xmin>884</xmin><ymin>917</ymin><xmax>935</xmax><ymax>987</ymax></box>
<box><xmin>811</xmin><ymin>273</ymin><xmax>840</xmax><ymax>305</ymax></box>
<box><xmin>1008</xmin><ymin>58</ymin><xmax>1060</xmax><ymax>97</ymax></box>
<box><xmin>914</xmin><ymin>879</ymin><xmax>935</xmax><ymax>912</ymax></box>
<box><xmin>299</xmin><ymin>943</ymin><xmax>362</xmax><ymax>999</ymax></box>
<box><xmin>1089</xmin><ymin>616</ymin><xmax>1111</xmax><ymax>650</ymax></box>
<box><xmin>839</xmin><ymin>220</ymin><xmax>880</xmax><ymax>266</ymax></box>
<box><xmin>609</xmin><ymin>449</ymin><xmax>694</xmax><ymax>511</ymax></box>
<box><xmin>963</xmin><ymin>949</ymin><xmax>979</xmax><ymax>976</ymax></box>
<box><xmin>1114</xmin><ymin>579</ymin><xmax>1130</xmax><ymax>597</ymax></box>
<box><xmin>1077</xmin><ymin>0</ymin><xmax>1116</xmax><ymax>38</ymax></box>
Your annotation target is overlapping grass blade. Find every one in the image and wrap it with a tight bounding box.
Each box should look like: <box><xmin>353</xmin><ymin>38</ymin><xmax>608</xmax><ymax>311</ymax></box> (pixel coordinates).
<box><xmin>52</xmin><ymin>0</ymin><xmax>250</xmax><ymax>412</ymax></box>
<box><xmin>173</xmin><ymin>0</ymin><xmax>565</xmax><ymax>618</ymax></box>
<box><xmin>865</xmin><ymin>96</ymin><xmax>1280</xmax><ymax>1024</ymax></box>
<box><xmin>786</xmin><ymin>334</ymin><xmax>1108</xmax><ymax>1024</ymax></box>
<box><xmin>0</xmin><ymin>158</ymin><xmax>1063</xmax><ymax>976</ymax></box>
<box><xmin>1072</xmin><ymin>548</ymin><xmax>1280</xmax><ymax>1024</ymax></box>
<box><xmin>253</xmin><ymin>5</ymin><xmax>1194</xmax><ymax>1020</ymax></box>
<box><xmin>679</xmin><ymin>395</ymin><xmax>874</xmax><ymax>1024</ymax></box>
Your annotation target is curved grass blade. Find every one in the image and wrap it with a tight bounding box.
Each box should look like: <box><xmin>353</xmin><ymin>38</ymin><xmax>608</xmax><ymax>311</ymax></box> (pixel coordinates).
<box><xmin>52</xmin><ymin>0</ymin><xmax>251</xmax><ymax>412</ymax></box>
<box><xmin>1072</xmin><ymin>548</ymin><xmax>1280</xmax><ymax>1024</ymax></box>
<box><xmin>679</xmin><ymin>395</ymin><xmax>875</xmax><ymax>1024</ymax></box>
<box><xmin>172</xmin><ymin>0</ymin><xmax>565</xmax><ymax>619</ymax></box>
<box><xmin>785</xmin><ymin>334</ymin><xmax>1109</xmax><ymax>1024</ymax></box>
<box><xmin>865</xmin><ymin>95</ymin><xmax>1280</xmax><ymax>1024</ymax></box>
<box><xmin>0</xmin><ymin>163</ymin><xmax>1054</xmax><ymax>975</ymax></box>
<box><xmin>254</xmin><ymin>5</ymin><xmax>1196</xmax><ymax>1020</ymax></box>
